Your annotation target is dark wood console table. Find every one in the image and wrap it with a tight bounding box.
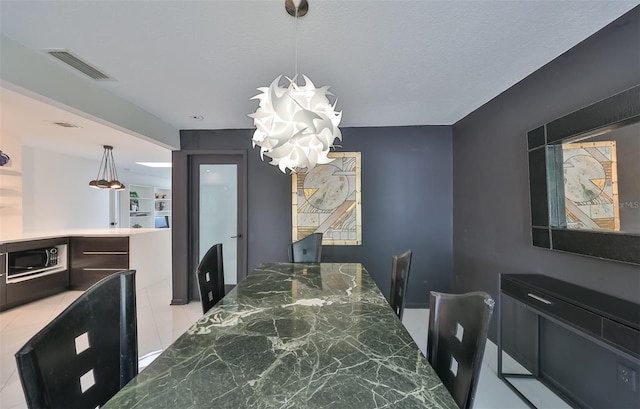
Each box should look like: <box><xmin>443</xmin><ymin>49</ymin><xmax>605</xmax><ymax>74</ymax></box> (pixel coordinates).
<box><xmin>498</xmin><ymin>274</ymin><xmax>640</xmax><ymax>408</ymax></box>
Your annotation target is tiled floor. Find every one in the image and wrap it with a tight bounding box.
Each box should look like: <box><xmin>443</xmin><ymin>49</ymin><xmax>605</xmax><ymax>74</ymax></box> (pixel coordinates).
<box><xmin>0</xmin><ymin>286</ymin><xmax>569</xmax><ymax>409</ymax></box>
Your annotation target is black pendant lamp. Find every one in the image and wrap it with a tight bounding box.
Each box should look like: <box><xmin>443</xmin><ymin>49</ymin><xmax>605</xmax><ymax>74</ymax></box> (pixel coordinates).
<box><xmin>89</xmin><ymin>145</ymin><xmax>125</xmax><ymax>190</ymax></box>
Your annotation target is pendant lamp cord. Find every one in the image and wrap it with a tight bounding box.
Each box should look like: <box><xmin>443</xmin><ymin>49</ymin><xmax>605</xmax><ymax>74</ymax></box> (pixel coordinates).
<box><xmin>109</xmin><ymin>149</ymin><xmax>120</xmax><ymax>181</ymax></box>
<box><xmin>96</xmin><ymin>148</ymin><xmax>107</xmax><ymax>180</ymax></box>
<box><xmin>294</xmin><ymin>7</ymin><xmax>299</xmax><ymax>79</ymax></box>
<box><xmin>107</xmin><ymin>149</ymin><xmax>114</xmax><ymax>180</ymax></box>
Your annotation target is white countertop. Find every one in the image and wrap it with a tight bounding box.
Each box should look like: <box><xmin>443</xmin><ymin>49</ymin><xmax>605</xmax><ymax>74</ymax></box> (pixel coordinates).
<box><xmin>0</xmin><ymin>228</ymin><xmax>164</xmax><ymax>244</ymax></box>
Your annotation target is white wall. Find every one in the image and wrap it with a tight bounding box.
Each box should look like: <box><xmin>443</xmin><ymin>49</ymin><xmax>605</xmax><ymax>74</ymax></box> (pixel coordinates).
<box><xmin>22</xmin><ymin>145</ymin><xmax>111</xmax><ymax>232</ymax></box>
<box><xmin>21</xmin><ymin>146</ymin><xmax>172</xmax><ymax>232</ymax></box>
<box><xmin>9</xmin><ymin>143</ymin><xmax>171</xmax><ymax>234</ymax></box>
<box><xmin>0</xmin><ymin>130</ymin><xmax>23</xmax><ymax>238</ymax></box>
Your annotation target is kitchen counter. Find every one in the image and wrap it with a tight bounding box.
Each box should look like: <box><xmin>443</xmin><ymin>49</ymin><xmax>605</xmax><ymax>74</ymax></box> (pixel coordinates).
<box><xmin>0</xmin><ymin>228</ymin><xmax>160</xmax><ymax>245</ymax></box>
<box><xmin>1</xmin><ymin>228</ymin><xmax>171</xmax><ymax>311</ymax></box>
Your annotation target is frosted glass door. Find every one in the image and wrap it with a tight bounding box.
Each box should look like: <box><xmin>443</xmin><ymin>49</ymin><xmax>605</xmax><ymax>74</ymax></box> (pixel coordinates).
<box><xmin>198</xmin><ymin>164</ymin><xmax>238</xmax><ymax>285</ymax></box>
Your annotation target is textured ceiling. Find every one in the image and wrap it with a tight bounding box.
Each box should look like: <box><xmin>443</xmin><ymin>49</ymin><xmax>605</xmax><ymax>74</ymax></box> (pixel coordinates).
<box><xmin>0</xmin><ymin>1</ymin><xmax>638</xmax><ymax>172</ymax></box>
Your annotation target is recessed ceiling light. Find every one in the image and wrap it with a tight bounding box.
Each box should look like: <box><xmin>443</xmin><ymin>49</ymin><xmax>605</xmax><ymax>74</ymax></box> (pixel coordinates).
<box><xmin>136</xmin><ymin>162</ymin><xmax>172</xmax><ymax>168</ymax></box>
<box><xmin>189</xmin><ymin>114</ymin><xmax>204</xmax><ymax>121</ymax></box>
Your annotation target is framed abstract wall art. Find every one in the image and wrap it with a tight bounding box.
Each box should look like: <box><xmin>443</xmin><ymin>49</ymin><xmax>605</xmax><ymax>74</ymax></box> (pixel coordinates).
<box><xmin>292</xmin><ymin>152</ymin><xmax>362</xmax><ymax>245</ymax></box>
<box><xmin>562</xmin><ymin>140</ymin><xmax>620</xmax><ymax>231</ymax></box>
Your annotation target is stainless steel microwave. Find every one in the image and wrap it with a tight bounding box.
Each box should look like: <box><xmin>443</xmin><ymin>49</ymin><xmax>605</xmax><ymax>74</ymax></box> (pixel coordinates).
<box><xmin>7</xmin><ymin>245</ymin><xmax>66</xmax><ymax>282</ymax></box>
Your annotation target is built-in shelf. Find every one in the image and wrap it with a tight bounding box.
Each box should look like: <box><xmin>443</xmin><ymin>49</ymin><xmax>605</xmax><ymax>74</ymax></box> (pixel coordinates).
<box><xmin>0</xmin><ymin>188</ymin><xmax>21</xmax><ymax>196</ymax></box>
<box><xmin>0</xmin><ymin>168</ymin><xmax>21</xmax><ymax>176</ymax></box>
<box><xmin>120</xmin><ymin>184</ymin><xmax>171</xmax><ymax>228</ymax></box>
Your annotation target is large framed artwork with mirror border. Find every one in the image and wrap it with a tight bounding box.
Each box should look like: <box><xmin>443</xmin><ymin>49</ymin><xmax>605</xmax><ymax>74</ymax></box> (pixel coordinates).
<box><xmin>527</xmin><ymin>84</ymin><xmax>640</xmax><ymax>264</ymax></box>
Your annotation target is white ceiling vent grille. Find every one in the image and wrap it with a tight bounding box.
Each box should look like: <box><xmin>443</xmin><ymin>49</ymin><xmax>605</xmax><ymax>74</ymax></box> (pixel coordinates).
<box><xmin>52</xmin><ymin>121</ymin><xmax>81</xmax><ymax>128</ymax></box>
<box><xmin>45</xmin><ymin>49</ymin><xmax>113</xmax><ymax>81</ymax></box>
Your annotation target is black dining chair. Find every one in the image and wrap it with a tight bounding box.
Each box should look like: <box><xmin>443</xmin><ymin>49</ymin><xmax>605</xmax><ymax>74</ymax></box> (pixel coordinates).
<box><xmin>15</xmin><ymin>269</ymin><xmax>138</xmax><ymax>409</ymax></box>
<box><xmin>288</xmin><ymin>233</ymin><xmax>323</xmax><ymax>263</ymax></box>
<box><xmin>427</xmin><ymin>291</ymin><xmax>495</xmax><ymax>409</ymax></box>
<box><xmin>389</xmin><ymin>249</ymin><xmax>412</xmax><ymax>320</ymax></box>
<box><xmin>196</xmin><ymin>242</ymin><xmax>225</xmax><ymax>314</ymax></box>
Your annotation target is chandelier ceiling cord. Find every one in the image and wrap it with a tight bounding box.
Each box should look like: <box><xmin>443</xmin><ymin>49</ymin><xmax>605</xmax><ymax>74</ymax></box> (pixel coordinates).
<box><xmin>249</xmin><ymin>0</ymin><xmax>342</xmax><ymax>174</ymax></box>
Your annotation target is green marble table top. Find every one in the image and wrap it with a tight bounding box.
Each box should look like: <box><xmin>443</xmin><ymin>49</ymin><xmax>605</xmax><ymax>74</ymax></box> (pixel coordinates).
<box><xmin>103</xmin><ymin>262</ymin><xmax>457</xmax><ymax>409</ymax></box>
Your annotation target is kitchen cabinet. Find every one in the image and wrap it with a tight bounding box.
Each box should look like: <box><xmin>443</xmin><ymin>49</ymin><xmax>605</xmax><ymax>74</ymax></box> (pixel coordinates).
<box><xmin>1</xmin><ymin>238</ymin><xmax>69</xmax><ymax>311</ymax></box>
<box><xmin>0</xmin><ymin>252</ymin><xmax>6</xmax><ymax>309</ymax></box>
<box><xmin>5</xmin><ymin>270</ymin><xmax>68</xmax><ymax>308</ymax></box>
<box><xmin>69</xmin><ymin>236</ymin><xmax>129</xmax><ymax>290</ymax></box>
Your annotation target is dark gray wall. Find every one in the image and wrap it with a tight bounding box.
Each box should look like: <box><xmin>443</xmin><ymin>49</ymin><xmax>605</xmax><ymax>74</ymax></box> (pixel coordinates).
<box><xmin>452</xmin><ymin>8</ymin><xmax>640</xmax><ymax>339</ymax></box>
<box><xmin>178</xmin><ymin>126</ymin><xmax>452</xmax><ymax>307</ymax></box>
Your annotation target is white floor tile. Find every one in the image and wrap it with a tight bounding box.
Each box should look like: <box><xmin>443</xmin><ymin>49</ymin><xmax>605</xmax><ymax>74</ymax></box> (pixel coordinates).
<box><xmin>143</xmin><ymin>281</ymin><xmax>172</xmax><ymax>303</ymax></box>
<box><xmin>0</xmin><ymin>327</ymin><xmax>39</xmax><ymax>356</ymax></box>
<box><xmin>136</xmin><ymin>290</ymin><xmax>154</xmax><ymax>314</ymax></box>
<box><xmin>0</xmin><ymin>353</ymin><xmax>17</xmax><ymax>391</ymax></box>
<box><xmin>54</xmin><ymin>291</ymin><xmax>83</xmax><ymax>310</ymax></box>
<box><xmin>151</xmin><ymin>306</ymin><xmax>194</xmax><ymax>330</ymax></box>
<box><xmin>401</xmin><ymin>308</ymin><xmax>429</xmax><ymax>355</ymax></box>
<box><xmin>0</xmin><ymin>378</ymin><xmax>27</xmax><ymax>409</ymax></box>
<box><xmin>158</xmin><ymin>325</ymin><xmax>192</xmax><ymax>350</ymax></box>
<box><xmin>473</xmin><ymin>362</ymin><xmax>530</xmax><ymax>409</ymax></box>
<box><xmin>508</xmin><ymin>377</ymin><xmax>571</xmax><ymax>409</ymax></box>
<box><xmin>2</xmin><ymin>310</ymin><xmax>51</xmax><ymax>332</ymax></box>
<box><xmin>137</xmin><ymin>319</ymin><xmax>163</xmax><ymax>358</ymax></box>
<box><xmin>24</xmin><ymin>293</ymin><xmax>65</xmax><ymax>308</ymax></box>
<box><xmin>0</xmin><ymin>308</ymin><xmax>21</xmax><ymax>331</ymax></box>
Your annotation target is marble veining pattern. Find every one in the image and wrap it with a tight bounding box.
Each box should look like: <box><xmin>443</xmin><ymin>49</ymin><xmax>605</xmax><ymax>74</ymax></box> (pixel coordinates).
<box><xmin>103</xmin><ymin>263</ymin><xmax>457</xmax><ymax>409</ymax></box>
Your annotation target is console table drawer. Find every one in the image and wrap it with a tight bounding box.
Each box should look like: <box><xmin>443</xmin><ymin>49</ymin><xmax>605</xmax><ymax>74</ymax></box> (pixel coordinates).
<box><xmin>499</xmin><ymin>274</ymin><xmax>640</xmax><ymax>408</ymax></box>
<box><xmin>502</xmin><ymin>278</ymin><xmax>601</xmax><ymax>336</ymax></box>
<box><xmin>603</xmin><ymin>318</ymin><xmax>640</xmax><ymax>359</ymax></box>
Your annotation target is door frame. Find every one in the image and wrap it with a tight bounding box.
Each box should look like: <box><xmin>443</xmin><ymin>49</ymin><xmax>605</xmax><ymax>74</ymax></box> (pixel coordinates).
<box><xmin>171</xmin><ymin>150</ymin><xmax>248</xmax><ymax>305</ymax></box>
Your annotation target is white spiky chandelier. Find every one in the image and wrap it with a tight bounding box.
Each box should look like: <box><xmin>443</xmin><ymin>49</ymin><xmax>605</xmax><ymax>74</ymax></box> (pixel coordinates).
<box><xmin>249</xmin><ymin>0</ymin><xmax>342</xmax><ymax>173</ymax></box>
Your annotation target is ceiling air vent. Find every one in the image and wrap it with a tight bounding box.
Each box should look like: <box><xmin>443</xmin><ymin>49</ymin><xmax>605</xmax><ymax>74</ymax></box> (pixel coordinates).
<box><xmin>45</xmin><ymin>49</ymin><xmax>113</xmax><ymax>81</ymax></box>
<box><xmin>52</xmin><ymin>121</ymin><xmax>81</xmax><ymax>128</ymax></box>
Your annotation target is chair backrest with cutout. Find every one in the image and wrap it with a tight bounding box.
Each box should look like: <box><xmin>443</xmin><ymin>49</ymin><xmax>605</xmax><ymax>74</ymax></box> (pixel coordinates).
<box><xmin>15</xmin><ymin>269</ymin><xmax>138</xmax><ymax>409</ymax></box>
<box><xmin>196</xmin><ymin>243</ymin><xmax>225</xmax><ymax>314</ymax></box>
<box><xmin>389</xmin><ymin>250</ymin><xmax>412</xmax><ymax>320</ymax></box>
<box><xmin>288</xmin><ymin>233</ymin><xmax>323</xmax><ymax>263</ymax></box>
<box><xmin>427</xmin><ymin>291</ymin><xmax>494</xmax><ymax>409</ymax></box>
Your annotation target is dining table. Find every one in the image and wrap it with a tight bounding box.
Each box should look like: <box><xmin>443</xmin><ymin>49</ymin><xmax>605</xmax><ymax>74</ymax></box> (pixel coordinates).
<box><xmin>103</xmin><ymin>262</ymin><xmax>457</xmax><ymax>408</ymax></box>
